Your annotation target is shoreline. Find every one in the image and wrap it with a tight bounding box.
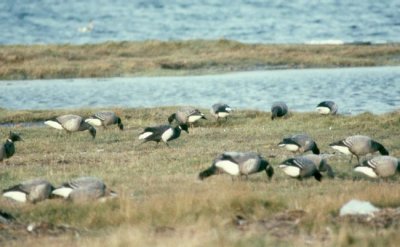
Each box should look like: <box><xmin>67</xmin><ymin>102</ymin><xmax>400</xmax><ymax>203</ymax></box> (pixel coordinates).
<box><xmin>0</xmin><ymin>107</ymin><xmax>398</xmax><ymax>124</ymax></box>
<box><xmin>1</xmin><ymin>39</ymin><xmax>400</xmax><ymax>80</ymax></box>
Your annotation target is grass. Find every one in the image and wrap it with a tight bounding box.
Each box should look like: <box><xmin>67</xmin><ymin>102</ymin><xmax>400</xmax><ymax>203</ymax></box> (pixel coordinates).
<box><xmin>0</xmin><ymin>40</ymin><xmax>400</xmax><ymax>79</ymax></box>
<box><xmin>0</xmin><ymin>107</ymin><xmax>400</xmax><ymax>246</ymax></box>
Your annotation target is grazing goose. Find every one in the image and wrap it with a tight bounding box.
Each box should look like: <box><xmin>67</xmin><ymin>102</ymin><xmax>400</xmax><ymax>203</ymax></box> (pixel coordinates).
<box><xmin>210</xmin><ymin>103</ymin><xmax>233</xmax><ymax>120</ymax></box>
<box><xmin>0</xmin><ymin>132</ymin><xmax>22</xmax><ymax>162</ymax></box>
<box><xmin>354</xmin><ymin>156</ymin><xmax>399</xmax><ymax>178</ymax></box>
<box><xmin>278</xmin><ymin>134</ymin><xmax>320</xmax><ymax>154</ymax></box>
<box><xmin>303</xmin><ymin>154</ymin><xmax>335</xmax><ymax>178</ymax></box>
<box><xmin>0</xmin><ymin>210</ymin><xmax>15</xmax><ymax>224</ymax></box>
<box><xmin>52</xmin><ymin>176</ymin><xmax>116</xmax><ymax>202</ymax></box>
<box><xmin>168</xmin><ymin>107</ymin><xmax>206</xmax><ymax>126</ymax></box>
<box><xmin>271</xmin><ymin>102</ymin><xmax>288</xmax><ymax>120</ymax></box>
<box><xmin>138</xmin><ymin>123</ymin><xmax>189</xmax><ymax>146</ymax></box>
<box><xmin>44</xmin><ymin>114</ymin><xmax>96</xmax><ymax>139</ymax></box>
<box><xmin>198</xmin><ymin>152</ymin><xmax>274</xmax><ymax>180</ymax></box>
<box><xmin>279</xmin><ymin>157</ymin><xmax>323</xmax><ymax>181</ymax></box>
<box><xmin>85</xmin><ymin>111</ymin><xmax>124</xmax><ymax>130</ymax></box>
<box><xmin>3</xmin><ymin>179</ymin><xmax>54</xmax><ymax>203</ymax></box>
<box><xmin>316</xmin><ymin>101</ymin><xmax>338</xmax><ymax>115</ymax></box>
<box><xmin>329</xmin><ymin>135</ymin><xmax>389</xmax><ymax>165</ymax></box>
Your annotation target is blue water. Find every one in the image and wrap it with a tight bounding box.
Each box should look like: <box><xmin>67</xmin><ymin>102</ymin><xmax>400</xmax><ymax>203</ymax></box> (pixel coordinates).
<box><xmin>0</xmin><ymin>67</ymin><xmax>399</xmax><ymax>114</ymax></box>
<box><xmin>1</xmin><ymin>0</ymin><xmax>399</xmax><ymax>45</ymax></box>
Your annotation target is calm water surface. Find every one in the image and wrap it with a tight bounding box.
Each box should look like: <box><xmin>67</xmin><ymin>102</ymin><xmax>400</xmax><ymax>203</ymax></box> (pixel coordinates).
<box><xmin>1</xmin><ymin>67</ymin><xmax>399</xmax><ymax>114</ymax></box>
<box><xmin>1</xmin><ymin>0</ymin><xmax>399</xmax><ymax>44</ymax></box>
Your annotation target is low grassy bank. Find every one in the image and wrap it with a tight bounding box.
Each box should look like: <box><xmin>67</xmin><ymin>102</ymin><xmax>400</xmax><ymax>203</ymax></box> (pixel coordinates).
<box><xmin>0</xmin><ymin>107</ymin><xmax>399</xmax><ymax>246</ymax></box>
<box><xmin>1</xmin><ymin>40</ymin><xmax>400</xmax><ymax>79</ymax></box>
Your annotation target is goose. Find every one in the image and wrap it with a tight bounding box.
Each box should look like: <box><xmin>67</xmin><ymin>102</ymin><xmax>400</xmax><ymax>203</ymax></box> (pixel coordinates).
<box><xmin>279</xmin><ymin>156</ymin><xmax>323</xmax><ymax>181</ymax></box>
<box><xmin>329</xmin><ymin>135</ymin><xmax>389</xmax><ymax>165</ymax></box>
<box><xmin>44</xmin><ymin>114</ymin><xmax>96</xmax><ymax>139</ymax></box>
<box><xmin>168</xmin><ymin>107</ymin><xmax>206</xmax><ymax>126</ymax></box>
<box><xmin>198</xmin><ymin>152</ymin><xmax>274</xmax><ymax>180</ymax></box>
<box><xmin>316</xmin><ymin>101</ymin><xmax>338</xmax><ymax>115</ymax></box>
<box><xmin>0</xmin><ymin>210</ymin><xmax>15</xmax><ymax>224</ymax></box>
<box><xmin>3</xmin><ymin>179</ymin><xmax>54</xmax><ymax>203</ymax></box>
<box><xmin>210</xmin><ymin>103</ymin><xmax>233</xmax><ymax>120</ymax></box>
<box><xmin>278</xmin><ymin>134</ymin><xmax>320</xmax><ymax>154</ymax></box>
<box><xmin>354</xmin><ymin>156</ymin><xmax>399</xmax><ymax>178</ymax></box>
<box><xmin>85</xmin><ymin>111</ymin><xmax>124</xmax><ymax>130</ymax></box>
<box><xmin>0</xmin><ymin>132</ymin><xmax>22</xmax><ymax>162</ymax></box>
<box><xmin>303</xmin><ymin>154</ymin><xmax>335</xmax><ymax>178</ymax></box>
<box><xmin>52</xmin><ymin>176</ymin><xmax>116</xmax><ymax>202</ymax></box>
<box><xmin>271</xmin><ymin>102</ymin><xmax>288</xmax><ymax>120</ymax></box>
<box><xmin>138</xmin><ymin>123</ymin><xmax>189</xmax><ymax>146</ymax></box>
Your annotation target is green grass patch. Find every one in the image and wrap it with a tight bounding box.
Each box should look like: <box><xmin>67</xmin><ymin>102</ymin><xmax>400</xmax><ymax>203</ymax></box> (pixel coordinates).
<box><xmin>0</xmin><ymin>107</ymin><xmax>399</xmax><ymax>246</ymax></box>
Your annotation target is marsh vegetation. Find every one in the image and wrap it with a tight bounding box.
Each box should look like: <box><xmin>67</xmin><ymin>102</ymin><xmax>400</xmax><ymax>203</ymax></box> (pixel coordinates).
<box><xmin>1</xmin><ymin>40</ymin><xmax>400</xmax><ymax>79</ymax></box>
<box><xmin>0</xmin><ymin>107</ymin><xmax>399</xmax><ymax>246</ymax></box>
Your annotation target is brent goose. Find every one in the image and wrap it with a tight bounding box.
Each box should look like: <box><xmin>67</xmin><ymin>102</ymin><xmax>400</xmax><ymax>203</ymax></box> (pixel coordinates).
<box><xmin>85</xmin><ymin>111</ymin><xmax>124</xmax><ymax>130</ymax></box>
<box><xmin>303</xmin><ymin>154</ymin><xmax>335</xmax><ymax>178</ymax></box>
<box><xmin>139</xmin><ymin>123</ymin><xmax>189</xmax><ymax>146</ymax></box>
<box><xmin>354</xmin><ymin>156</ymin><xmax>399</xmax><ymax>178</ymax></box>
<box><xmin>271</xmin><ymin>102</ymin><xmax>288</xmax><ymax>120</ymax></box>
<box><xmin>278</xmin><ymin>134</ymin><xmax>320</xmax><ymax>154</ymax></box>
<box><xmin>210</xmin><ymin>103</ymin><xmax>233</xmax><ymax>120</ymax></box>
<box><xmin>329</xmin><ymin>135</ymin><xmax>388</xmax><ymax>165</ymax></box>
<box><xmin>198</xmin><ymin>152</ymin><xmax>273</xmax><ymax>180</ymax></box>
<box><xmin>279</xmin><ymin>156</ymin><xmax>323</xmax><ymax>181</ymax></box>
<box><xmin>45</xmin><ymin>114</ymin><xmax>96</xmax><ymax>139</ymax></box>
<box><xmin>3</xmin><ymin>179</ymin><xmax>54</xmax><ymax>203</ymax></box>
<box><xmin>0</xmin><ymin>132</ymin><xmax>22</xmax><ymax>162</ymax></box>
<box><xmin>316</xmin><ymin>101</ymin><xmax>338</xmax><ymax>115</ymax></box>
<box><xmin>168</xmin><ymin>107</ymin><xmax>206</xmax><ymax>126</ymax></box>
<box><xmin>52</xmin><ymin>176</ymin><xmax>116</xmax><ymax>202</ymax></box>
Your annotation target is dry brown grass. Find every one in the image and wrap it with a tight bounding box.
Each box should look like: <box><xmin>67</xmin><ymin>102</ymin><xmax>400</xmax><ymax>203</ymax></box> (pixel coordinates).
<box><xmin>0</xmin><ymin>108</ymin><xmax>399</xmax><ymax>246</ymax></box>
<box><xmin>0</xmin><ymin>40</ymin><xmax>399</xmax><ymax>79</ymax></box>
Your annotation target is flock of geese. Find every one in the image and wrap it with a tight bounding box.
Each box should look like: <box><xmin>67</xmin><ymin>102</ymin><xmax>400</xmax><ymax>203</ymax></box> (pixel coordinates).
<box><xmin>0</xmin><ymin>101</ymin><xmax>398</xmax><ymax>204</ymax></box>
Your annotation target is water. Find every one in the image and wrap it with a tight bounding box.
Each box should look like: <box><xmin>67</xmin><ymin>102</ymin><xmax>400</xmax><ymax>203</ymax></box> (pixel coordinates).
<box><xmin>1</xmin><ymin>0</ymin><xmax>399</xmax><ymax>45</ymax></box>
<box><xmin>1</xmin><ymin>67</ymin><xmax>399</xmax><ymax>114</ymax></box>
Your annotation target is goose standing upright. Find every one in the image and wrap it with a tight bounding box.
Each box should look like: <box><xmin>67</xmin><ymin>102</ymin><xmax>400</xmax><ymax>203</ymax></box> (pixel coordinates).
<box><xmin>210</xmin><ymin>103</ymin><xmax>233</xmax><ymax>120</ymax></box>
<box><xmin>52</xmin><ymin>176</ymin><xmax>116</xmax><ymax>202</ymax></box>
<box><xmin>279</xmin><ymin>156</ymin><xmax>323</xmax><ymax>181</ymax></box>
<box><xmin>85</xmin><ymin>111</ymin><xmax>124</xmax><ymax>130</ymax></box>
<box><xmin>198</xmin><ymin>152</ymin><xmax>274</xmax><ymax>180</ymax></box>
<box><xmin>168</xmin><ymin>107</ymin><xmax>206</xmax><ymax>127</ymax></box>
<box><xmin>0</xmin><ymin>132</ymin><xmax>22</xmax><ymax>162</ymax></box>
<box><xmin>3</xmin><ymin>179</ymin><xmax>54</xmax><ymax>203</ymax></box>
<box><xmin>271</xmin><ymin>102</ymin><xmax>288</xmax><ymax>120</ymax></box>
<box><xmin>138</xmin><ymin>123</ymin><xmax>189</xmax><ymax>146</ymax></box>
<box><xmin>329</xmin><ymin>135</ymin><xmax>389</xmax><ymax>165</ymax></box>
<box><xmin>45</xmin><ymin>114</ymin><xmax>96</xmax><ymax>139</ymax></box>
<box><xmin>354</xmin><ymin>156</ymin><xmax>399</xmax><ymax>178</ymax></box>
<box><xmin>316</xmin><ymin>101</ymin><xmax>338</xmax><ymax>115</ymax></box>
<box><xmin>278</xmin><ymin>134</ymin><xmax>320</xmax><ymax>154</ymax></box>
